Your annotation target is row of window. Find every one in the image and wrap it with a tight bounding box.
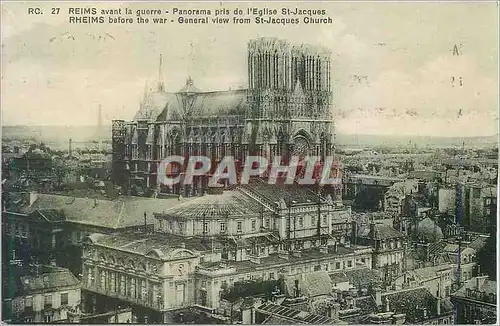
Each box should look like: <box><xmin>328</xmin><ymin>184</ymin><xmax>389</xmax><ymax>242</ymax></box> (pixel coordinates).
<box><xmin>166</xmin><ymin>215</ymin><xmax>333</xmax><ymax>235</ymax></box>
<box><xmin>24</xmin><ymin>292</ymin><xmax>69</xmax><ymax>309</ymax></box>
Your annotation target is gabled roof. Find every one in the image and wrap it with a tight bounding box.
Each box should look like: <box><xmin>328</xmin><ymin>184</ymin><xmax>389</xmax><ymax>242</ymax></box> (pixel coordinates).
<box><xmin>4</xmin><ymin>265</ymin><xmax>80</xmax><ymax>297</ymax></box>
<box><xmin>358</xmin><ymin>223</ymin><xmax>405</xmax><ymax>240</ymax></box>
<box><xmin>135</xmin><ymin>88</ymin><xmax>248</xmax><ymax>122</ymax></box>
<box><xmin>5</xmin><ymin>192</ymin><xmax>187</xmax><ymax>230</ymax></box>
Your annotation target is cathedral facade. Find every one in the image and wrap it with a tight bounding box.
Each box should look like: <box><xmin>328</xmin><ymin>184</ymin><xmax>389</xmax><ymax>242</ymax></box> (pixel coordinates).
<box><xmin>112</xmin><ymin>37</ymin><xmax>338</xmax><ymax>196</ymax></box>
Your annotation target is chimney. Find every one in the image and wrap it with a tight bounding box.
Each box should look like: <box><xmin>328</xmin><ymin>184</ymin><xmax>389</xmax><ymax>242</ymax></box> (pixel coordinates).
<box><xmin>370</xmin><ymin>219</ymin><xmax>376</xmax><ymax>240</ymax></box>
<box><xmin>374</xmin><ymin>286</ymin><xmax>382</xmax><ymax>307</ymax></box>
<box><xmin>476</xmin><ymin>275</ymin><xmax>488</xmax><ymax>290</ymax></box>
<box><xmin>330</xmin><ymin>303</ymin><xmax>340</xmax><ymax>320</ymax></box>
<box><xmin>144</xmin><ymin>212</ymin><xmax>147</xmax><ymax>233</ymax></box>
<box><xmin>351</xmin><ymin>220</ymin><xmax>358</xmax><ymax>245</ymax></box>
<box><xmin>385</xmin><ymin>297</ymin><xmax>390</xmax><ymax>312</ymax></box>
<box><xmin>437</xmin><ymin>297</ymin><xmax>441</xmax><ymax>316</ymax></box>
<box><xmin>29</xmin><ymin>192</ymin><xmax>38</xmax><ymax>206</ymax></box>
<box><xmin>69</xmin><ymin>138</ymin><xmax>73</xmax><ymax>157</ymax></box>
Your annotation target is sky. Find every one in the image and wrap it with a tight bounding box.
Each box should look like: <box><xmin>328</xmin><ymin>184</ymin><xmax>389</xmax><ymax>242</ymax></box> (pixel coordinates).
<box><xmin>1</xmin><ymin>1</ymin><xmax>498</xmax><ymax>137</ymax></box>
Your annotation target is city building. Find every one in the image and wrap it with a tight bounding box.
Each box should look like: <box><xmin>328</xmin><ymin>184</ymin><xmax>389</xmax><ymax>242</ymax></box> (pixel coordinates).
<box><xmin>438</xmin><ymin>183</ymin><xmax>497</xmax><ymax>233</ymax></box>
<box><xmin>80</xmin><ymin>182</ymin><xmax>372</xmax><ymax>322</ymax></box>
<box><xmin>384</xmin><ymin>180</ymin><xmax>419</xmax><ymax>216</ymax></box>
<box><xmin>2</xmin><ymin>264</ymin><xmax>81</xmax><ymax>324</ymax></box>
<box><xmin>425</xmin><ymin>241</ymin><xmax>478</xmax><ymax>286</ymax></box>
<box><xmin>354</xmin><ymin>286</ymin><xmax>455</xmax><ymax>324</ymax></box>
<box><xmin>450</xmin><ymin>276</ymin><xmax>497</xmax><ymax>324</ymax></box>
<box><xmin>111</xmin><ymin>37</ymin><xmax>340</xmax><ymax>197</ymax></box>
<box><xmin>354</xmin><ymin>221</ymin><xmax>407</xmax><ymax>284</ymax></box>
<box><xmin>2</xmin><ymin>191</ymin><xmax>187</xmax><ymax>276</ymax></box>
<box><xmin>393</xmin><ymin>264</ymin><xmax>453</xmax><ymax>297</ymax></box>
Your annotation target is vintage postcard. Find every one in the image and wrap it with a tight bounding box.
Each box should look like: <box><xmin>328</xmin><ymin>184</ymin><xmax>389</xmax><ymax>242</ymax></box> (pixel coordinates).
<box><xmin>1</xmin><ymin>1</ymin><xmax>498</xmax><ymax>324</ymax></box>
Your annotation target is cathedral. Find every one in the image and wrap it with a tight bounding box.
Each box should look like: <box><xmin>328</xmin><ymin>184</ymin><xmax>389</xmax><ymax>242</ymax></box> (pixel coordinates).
<box><xmin>112</xmin><ymin>37</ymin><xmax>340</xmax><ymax>197</ymax></box>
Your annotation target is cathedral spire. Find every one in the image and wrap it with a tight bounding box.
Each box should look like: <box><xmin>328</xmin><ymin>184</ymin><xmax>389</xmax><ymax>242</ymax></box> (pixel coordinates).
<box><xmin>157</xmin><ymin>53</ymin><xmax>165</xmax><ymax>92</ymax></box>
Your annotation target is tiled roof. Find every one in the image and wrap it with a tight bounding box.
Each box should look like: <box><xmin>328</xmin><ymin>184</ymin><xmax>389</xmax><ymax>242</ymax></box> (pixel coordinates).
<box><xmin>6</xmin><ymin>192</ymin><xmax>187</xmax><ymax>229</ymax></box>
<box><xmin>427</xmin><ymin>241</ymin><xmax>447</xmax><ymax>256</ymax></box>
<box><xmin>238</xmin><ymin>178</ymin><xmax>324</xmax><ymax>206</ymax></box>
<box><xmin>4</xmin><ymin>265</ymin><xmax>80</xmax><ymax>297</ymax></box>
<box><xmin>256</xmin><ymin>302</ymin><xmax>335</xmax><ymax>324</ymax></box>
<box><xmin>467</xmin><ymin>235</ymin><xmax>489</xmax><ymax>251</ymax></box>
<box><xmin>344</xmin><ymin>268</ymin><xmax>381</xmax><ymax>288</ymax></box>
<box><xmin>154</xmin><ymin>191</ymin><xmax>269</xmax><ymax>219</ymax></box>
<box><xmin>284</xmin><ymin>271</ymin><xmax>333</xmax><ymax>298</ymax></box>
<box><xmin>383</xmin><ymin>287</ymin><xmax>450</xmax><ymax>323</ymax></box>
<box><xmin>354</xmin><ymin>295</ymin><xmax>378</xmax><ymax>315</ymax></box>
<box><xmin>358</xmin><ymin>223</ymin><xmax>405</xmax><ymax>240</ymax></box>
<box><xmin>355</xmin><ymin>287</ymin><xmax>454</xmax><ymax>323</ymax></box>
<box><xmin>330</xmin><ymin>272</ymin><xmax>349</xmax><ymax>284</ymax></box>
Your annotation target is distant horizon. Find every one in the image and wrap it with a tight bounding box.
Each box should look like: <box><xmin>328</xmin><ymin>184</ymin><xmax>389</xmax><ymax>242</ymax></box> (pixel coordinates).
<box><xmin>2</xmin><ymin>124</ymin><xmax>498</xmax><ymax>139</ymax></box>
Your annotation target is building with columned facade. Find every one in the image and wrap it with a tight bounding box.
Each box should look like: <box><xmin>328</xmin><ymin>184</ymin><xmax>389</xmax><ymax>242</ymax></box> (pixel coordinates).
<box><xmin>81</xmin><ymin>181</ymin><xmax>369</xmax><ymax>323</ymax></box>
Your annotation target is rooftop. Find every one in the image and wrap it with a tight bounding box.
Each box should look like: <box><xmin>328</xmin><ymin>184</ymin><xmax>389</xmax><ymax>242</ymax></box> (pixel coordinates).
<box><xmin>4</xmin><ymin>192</ymin><xmax>188</xmax><ymax>229</ymax></box>
<box><xmin>84</xmin><ymin>232</ymin><xmax>222</xmax><ymax>259</ymax></box>
<box><xmin>2</xmin><ymin>265</ymin><xmax>80</xmax><ymax>298</ymax></box>
<box><xmin>330</xmin><ymin>268</ymin><xmax>381</xmax><ymax>288</ymax></box>
<box><xmin>284</xmin><ymin>271</ymin><xmax>333</xmax><ymax>298</ymax></box>
<box><xmin>452</xmin><ymin>276</ymin><xmax>497</xmax><ymax>304</ymax></box>
<box><xmin>355</xmin><ymin>287</ymin><xmax>454</xmax><ymax>323</ymax></box>
<box><xmin>405</xmin><ymin>264</ymin><xmax>452</xmax><ymax>282</ymax></box>
<box><xmin>135</xmin><ymin>87</ymin><xmax>248</xmax><ymax>121</ymax></box>
<box><xmin>358</xmin><ymin>223</ymin><xmax>406</xmax><ymax>240</ymax></box>
<box><xmin>256</xmin><ymin>302</ymin><xmax>337</xmax><ymax>325</ymax></box>
<box><xmin>154</xmin><ymin>190</ymin><xmax>270</xmax><ymax>219</ymax></box>
<box><xmin>238</xmin><ymin>178</ymin><xmax>327</xmax><ymax>206</ymax></box>
<box><xmin>199</xmin><ymin>245</ymin><xmax>371</xmax><ymax>274</ymax></box>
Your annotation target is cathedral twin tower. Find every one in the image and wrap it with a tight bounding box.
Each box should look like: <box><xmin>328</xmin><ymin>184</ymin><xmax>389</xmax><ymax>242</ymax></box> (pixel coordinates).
<box><xmin>248</xmin><ymin>38</ymin><xmax>332</xmax><ymax>94</ymax></box>
<box><xmin>112</xmin><ymin>37</ymin><xmax>337</xmax><ymax>195</ymax></box>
